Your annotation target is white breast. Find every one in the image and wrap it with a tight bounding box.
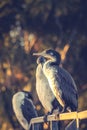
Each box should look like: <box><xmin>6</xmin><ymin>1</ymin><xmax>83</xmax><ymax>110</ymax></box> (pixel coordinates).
<box><xmin>36</xmin><ymin>64</ymin><xmax>55</xmax><ymax>112</ymax></box>
<box><xmin>12</xmin><ymin>92</ymin><xmax>29</xmax><ymax>130</ymax></box>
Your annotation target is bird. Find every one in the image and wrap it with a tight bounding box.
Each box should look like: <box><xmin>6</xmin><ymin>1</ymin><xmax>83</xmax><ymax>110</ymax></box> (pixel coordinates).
<box><xmin>36</xmin><ymin>56</ymin><xmax>61</xmax><ymax>130</ymax></box>
<box><xmin>36</xmin><ymin>56</ymin><xmax>62</xmax><ymax>114</ymax></box>
<box><xmin>12</xmin><ymin>91</ymin><xmax>40</xmax><ymax>130</ymax></box>
<box><xmin>33</xmin><ymin>49</ymin><xmax>78</xmax><ymax>112</ymax></box>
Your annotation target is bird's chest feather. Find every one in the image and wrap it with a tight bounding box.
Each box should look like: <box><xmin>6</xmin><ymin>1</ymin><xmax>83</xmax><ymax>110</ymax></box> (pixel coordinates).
<box><xmin>43</xmin><ymin>63</ymin><xmax>62</xmax><ymax>96</ymax></box>
<box><xmin>36</xmin><ymin>65</ymin><xmax>55</xmax><ymax>112</ymax></box>
<box><xmin>43</xmin><ymin>63</ymin><xmax>58</xmax><ymax>84</ymax></box>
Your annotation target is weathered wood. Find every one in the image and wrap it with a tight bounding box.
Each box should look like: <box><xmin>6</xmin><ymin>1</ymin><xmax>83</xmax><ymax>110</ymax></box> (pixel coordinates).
<box><xmin>51</xmin><ymin>121</ymin><xmax>59</xmax><ymax>130</ymax></box>
<box><xmin>28</xmin><ymin>110</ymin><xmax>87</xmax><ymax>130</ymax></box>
<box><xmin>78</xmin><ymin>110</ymin><xmax>87</xmax><ymax>119</ymax></box>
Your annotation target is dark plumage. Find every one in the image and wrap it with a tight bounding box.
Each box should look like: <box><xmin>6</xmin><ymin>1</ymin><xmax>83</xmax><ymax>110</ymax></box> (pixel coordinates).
<box><xmin>12</xmin><ymin>91</ymin><xmax>39</xmax><ymax>130</ymax></box>
<box><xmin>33</xmin><ymin>49</ymin><xmax>78</xmax><ymax>112</ymax></box>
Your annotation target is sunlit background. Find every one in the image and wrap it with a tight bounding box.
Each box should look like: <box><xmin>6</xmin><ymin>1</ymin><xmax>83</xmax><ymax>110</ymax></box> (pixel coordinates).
<box><xmin>0</xmin><ymin>0</ymin><xmax>87</xmax><ymax>130</ymax></box>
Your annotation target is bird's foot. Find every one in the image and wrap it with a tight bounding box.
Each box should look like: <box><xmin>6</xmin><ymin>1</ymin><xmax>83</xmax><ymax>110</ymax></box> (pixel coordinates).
<box><xmin>43</xmin><ymin>114</ymin><xmax>48</xmax><ymax>123</ymax></box>
<box><xmin>61</xmin><ymin>107</ymin><xmax>65</xmax><ymax>113</ymax></box>
<box><xmin>52</xmin><ymin>110</ymin><xmax>60</xmax><ymax>119</ymax></box>
<box><xmin>67</xmin><ymin>107</ymin><xmax>71</xmax><ymax>112</ymax></box>
<box><xmin>61</xmin><ymin>106</ymin><xmax>67</xmax><ymax>113</ymax></box>
<box><xmin>61</xmin><ymin>106</ymin><xmax>71</xmax><ymax>113</ymax></box>
<box><xmin>43</xmin><ymin>112</ymin><xmax>51</xmax><ymax>123</ymax></box>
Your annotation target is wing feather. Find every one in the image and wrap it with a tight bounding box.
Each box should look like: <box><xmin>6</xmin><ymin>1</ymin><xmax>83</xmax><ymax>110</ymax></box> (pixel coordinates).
<box><xmin>57</xmin><ymin>67</ymin><xmax>78</xmax><ymax>110</ymax></box>
<box><xmin>21</xmin><ymin>98</ymin><xmax>37</xmax><ymax>122</ymax></box>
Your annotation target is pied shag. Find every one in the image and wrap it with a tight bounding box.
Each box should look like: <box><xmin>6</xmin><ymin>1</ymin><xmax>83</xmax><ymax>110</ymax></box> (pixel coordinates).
<box><xmin>33</xmin><ymin>49</ymin><xmax>78</xmax><ymax>112</ymax></box>
<box><xmin>12</xmin><ymin>91</ymin><xmax>40</xmax><ymax>130</ymax></box>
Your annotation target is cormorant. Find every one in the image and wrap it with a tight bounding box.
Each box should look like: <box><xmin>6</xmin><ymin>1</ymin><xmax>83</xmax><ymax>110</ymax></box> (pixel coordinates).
<box><xmin>36</xmin><ymin>56</ymin><xmax>62</xmax><ymax>114</ymax></box>
<box><xmin>12</xmin><ymin>91</ymin><xmax>39</xmax><ymax>130</ymax></box>
<box><xmin>36</xmin><ymin>56</ymin><xmax>61</xmax><ymax>130</ymax></box>
<box><xmin>33</xmin><ymin>49</ymin><xmax>78</xmax><ymax>112</ymax></box>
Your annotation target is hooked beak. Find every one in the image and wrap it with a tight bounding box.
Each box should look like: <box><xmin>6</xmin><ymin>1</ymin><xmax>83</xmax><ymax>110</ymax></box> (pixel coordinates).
<box><xmin>33</xmin><ymin>49</ymin><xmax>52</xmax><ymax>60</ymax></box>
<box><xmin>33</xmin><ymin>51</ymin><xmax>47</xmax><ymax>57</ymax></box>
<box><xmin>33</xmin><ymin>52</ymin><xmax>43</xmax><ymax>56</ymax></box>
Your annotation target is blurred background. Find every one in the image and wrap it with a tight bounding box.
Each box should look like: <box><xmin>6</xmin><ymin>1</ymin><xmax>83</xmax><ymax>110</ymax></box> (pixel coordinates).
<box><xmin>0</xmin><ymin>0</ymin><xmax>87</xmax><ymax>130</ymax></box>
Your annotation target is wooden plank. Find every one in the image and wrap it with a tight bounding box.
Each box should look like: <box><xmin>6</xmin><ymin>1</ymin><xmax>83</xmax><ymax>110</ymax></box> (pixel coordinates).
<box><xmin>78</xmin><ymin>110</ymin><xmax>87</xmax><ymax>119</ymax></box>
<box><xmin>31</xmin><ymin>116</ymin><xmax>44</xmax><ymax>123</ymax></box>
<box><xmin>28</xmin><ymin>110</ymin><xmax>87</xmax><ymax>129</ymax></box>
<box><xmin>54</xmin><ymin>112</ymin><xmax>78</xmax><ymax>120</ymax></box>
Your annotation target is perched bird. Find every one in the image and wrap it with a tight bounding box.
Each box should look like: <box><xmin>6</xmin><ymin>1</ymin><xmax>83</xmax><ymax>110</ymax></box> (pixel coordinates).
<box><xmin>33</xmin><ymin>49</ymin><xmax>78</xmax><ymax>112</ymax></box>
<box><xmin>36</xmin><ymin>56</ymin><xmax>62</xmax><ymax>114</ymax></box>
<box><xmin>12</xmin><ymin>91</ymin><xmax>39</xmax><ymax>130</ymax></box>
<box><xmin>36</xmin><ymin>56</ymin><xmax>61</xmax><ymax>130</ymax></box>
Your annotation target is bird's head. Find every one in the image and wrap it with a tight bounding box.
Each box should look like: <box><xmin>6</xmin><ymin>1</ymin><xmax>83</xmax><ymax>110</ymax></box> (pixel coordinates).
<box><xmin>36</xmin><ymin>56</ymin><xmax>46</xmax><ymax>65</ymax></box>
<box><xmin>22</xmin><ymin>91</ymin><xmax>33</xmax><ymax>100</ymax></box>
<box><xmin>33</xmin><ymin>49</ymin><xmax>61</xmax><ymax>65</ymax></box>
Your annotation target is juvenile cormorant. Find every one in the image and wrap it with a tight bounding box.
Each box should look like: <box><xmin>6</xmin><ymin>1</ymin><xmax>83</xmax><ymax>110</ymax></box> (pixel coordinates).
<box><xmin>33</xmin><ymin>49</ymin><xmax>78</xmax><ymax>112</ymax></box>
<box><xmin>12</xmin><ymin>91</ymin><xmax>39</xmax><ymax>130</ymax></box>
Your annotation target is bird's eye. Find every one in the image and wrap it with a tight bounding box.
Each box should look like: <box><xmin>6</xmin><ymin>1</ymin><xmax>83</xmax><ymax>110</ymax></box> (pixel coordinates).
<box><xmin>46</xmin><ymin>49</ymin><xmax>54</xmax><ymax>56</ymax></box>
<box><xmin>50</xmin><ymin>52</ymin><xmax>53</xmax><ymax>55</ymax></box>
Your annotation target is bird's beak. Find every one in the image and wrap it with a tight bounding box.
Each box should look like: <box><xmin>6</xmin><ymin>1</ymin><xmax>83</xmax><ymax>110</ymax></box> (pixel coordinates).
<box><xmin>33</xmin><ymin>51</ymin><xmax>47</xmax><ymax>57</ymax></box>
<box><xmin>33</xmin><ymin>52</ymin><xmax>43</xmax><ymax>56</ymax></box>
<box><xmin>33</xmin><ymin>51</ymin><xmax>51</xmax><ymax>60</ymax></box>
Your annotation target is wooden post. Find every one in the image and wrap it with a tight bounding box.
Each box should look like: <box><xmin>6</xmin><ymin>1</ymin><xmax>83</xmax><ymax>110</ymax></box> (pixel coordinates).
<box><xmin>50</xmin><ymin>121</ymin><xmax>52</xmax><ymax>130</ymax></box>
<box><xmin>76</xmin><ymin>118</ymin><xmax>79</xmax><ymax>130</ymax></box>
<box><xmin>52</xmin><ymin>121</ymin><xmax>59</xmax><ymax>130</ymax></box>
<box><xmin>32</xmin><ymin>123</ymin><xmax>34</xmax><ymax>130</ymax></box>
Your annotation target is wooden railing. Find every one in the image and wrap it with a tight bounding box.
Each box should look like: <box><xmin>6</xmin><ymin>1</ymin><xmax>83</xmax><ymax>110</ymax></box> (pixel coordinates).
<box><xmin>29</xmin><ymin>110</ymin><xmax>87</xmax><ymax>130</ymax></box>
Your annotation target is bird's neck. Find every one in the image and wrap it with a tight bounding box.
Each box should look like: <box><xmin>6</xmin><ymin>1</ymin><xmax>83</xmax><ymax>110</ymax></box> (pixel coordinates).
<box><xmin>40</xmin><ymin>62</ymin><xmax>45</xmax><ymax>68</ymax></box>
<box><xmin>43</xmin><ymin>60</ymin><xmax>57</xmax><ymax>70</ymax></box>
<box><xmin>48</xmin><ymin>58</ymin><xmax>58</xmax><ymax>66</ymax></box>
